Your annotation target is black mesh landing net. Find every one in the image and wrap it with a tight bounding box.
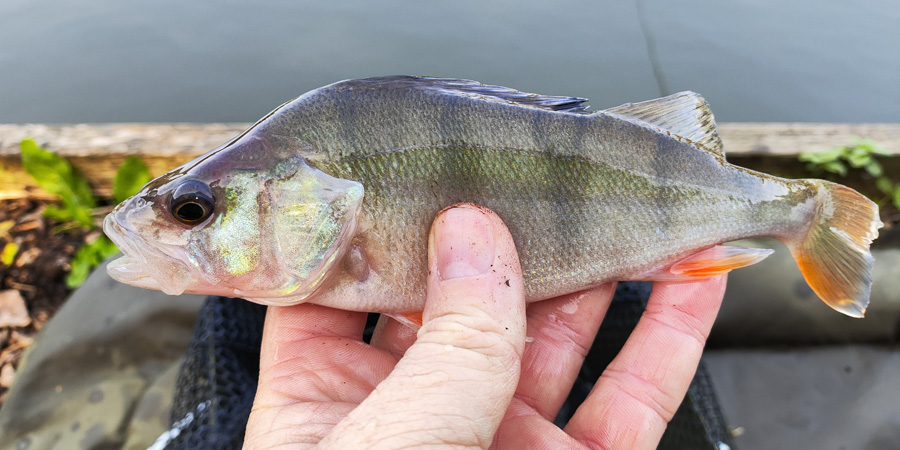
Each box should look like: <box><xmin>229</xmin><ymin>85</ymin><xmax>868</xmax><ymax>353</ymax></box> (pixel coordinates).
<box><xmin>157</xmin><ymin>282</ymin><xmax>736</xmax><ymax>449</ymax></box>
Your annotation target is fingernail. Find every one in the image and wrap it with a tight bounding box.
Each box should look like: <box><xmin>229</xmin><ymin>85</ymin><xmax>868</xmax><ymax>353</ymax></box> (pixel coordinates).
<box><xmin>434</xmin><ymin>206</ymin><xmax>495</xmax><ymax>280</ymax></box>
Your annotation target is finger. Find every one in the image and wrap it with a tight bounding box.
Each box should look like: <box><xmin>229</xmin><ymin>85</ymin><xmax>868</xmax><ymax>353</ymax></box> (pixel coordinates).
<box><xmin>516</xmin><ymin>283</ymin><xmax>615</xmax><ymax>419</ymax></box>
<box><xmin>252</xmin><ymin>304</ymin><xmax>394</xmax><ymax>408</ymax></box>
<box><xmin>318</xmin><ymin>204</ymin><xmax>527</xmax><ymax>449</ymax></box>
<box><xmin>565</xmin><ymin>275</ymin><xmax>728</xmax><ymax>450</ymax></box>
<box><xmin>370</xmin><ymin>314</ymin><xmax>418</xmax><ymax>359</ymax></box>
<box><xmin>490</xmin><ymin>284</ymin><xmax>615</xmax><ymax>449</ymax></box>
<box><xmin>245</xmin><ymin>304</ymin><xmax>400</xmax><ymax>447</ymax></box>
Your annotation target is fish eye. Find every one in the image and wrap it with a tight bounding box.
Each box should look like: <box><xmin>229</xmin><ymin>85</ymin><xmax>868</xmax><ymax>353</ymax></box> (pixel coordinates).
<box><xmin>170</xmin><ymin>180</ymin><xmax>215</xmax><ymax>225</ymax></box>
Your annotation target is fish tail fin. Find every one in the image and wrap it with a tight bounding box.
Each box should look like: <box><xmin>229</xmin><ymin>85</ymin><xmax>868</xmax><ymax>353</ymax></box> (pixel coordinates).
<box><xmin>785</xmin><ymin>181</ymin><xmax>882</xmax><ymax>317</ymax></box>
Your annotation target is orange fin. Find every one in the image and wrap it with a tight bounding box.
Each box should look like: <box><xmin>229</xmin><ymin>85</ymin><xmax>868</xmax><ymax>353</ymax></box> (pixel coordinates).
<box><xmin>638</xmin><ymin>245</ymin><xmax>774</xmax><ymax>281</ymax></box>
<box><xmin>389</xmin><ymin>312</ymin><xmax>423</xmax><ymax>328</ymax></box>
<box><xmin>784</xmin><ymin>182</ymin><xmax>881</xmax><ymax>318</ymax></box>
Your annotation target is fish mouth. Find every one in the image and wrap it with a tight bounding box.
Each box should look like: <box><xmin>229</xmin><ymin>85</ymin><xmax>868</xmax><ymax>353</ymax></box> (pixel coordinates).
<box><xmin>102</xmin><ymin>212</ymin><xmax>193</xmax><ymax>295</ymax></box>
<box><xmin>105</xmin><ymin>254</ymin><xmax>164</xmax><ymax>290</ymax></box>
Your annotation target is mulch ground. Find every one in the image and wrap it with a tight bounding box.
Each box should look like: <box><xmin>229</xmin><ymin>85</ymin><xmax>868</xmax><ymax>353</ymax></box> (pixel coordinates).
<box><xmin>0</xmin><ymin>198</ymin><xmax>89</xmax><ymax>404</ymax></box>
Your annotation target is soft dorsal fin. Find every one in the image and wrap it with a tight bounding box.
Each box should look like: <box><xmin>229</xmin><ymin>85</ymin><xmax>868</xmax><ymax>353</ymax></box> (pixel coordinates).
<box><xmin>345</xmin><ymin>76</ymin><xmax>593</xmax><ymax>114</ymax></box>
<box><xmin>605</xmin><ymin>91</ymin><xmax>725</xmax><ymax>156</ymax></box>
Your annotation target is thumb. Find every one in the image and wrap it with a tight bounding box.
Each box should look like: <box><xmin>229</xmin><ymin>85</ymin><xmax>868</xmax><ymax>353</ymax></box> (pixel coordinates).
<box><xmin>319</xmin><ymin>204</ymin><xmax>527</xmax><ymax>449</ymax></box>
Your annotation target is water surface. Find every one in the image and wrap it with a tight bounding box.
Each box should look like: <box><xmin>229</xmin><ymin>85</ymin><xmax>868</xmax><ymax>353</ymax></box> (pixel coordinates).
<box><xmin>1</xmin><ymin>0</ymin><xmax>897</xmax><ymax>123</ymax></box>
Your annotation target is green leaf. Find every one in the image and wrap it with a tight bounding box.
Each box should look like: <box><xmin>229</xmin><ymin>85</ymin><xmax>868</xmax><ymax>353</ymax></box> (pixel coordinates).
<box><xmin>893</xmin><ymin>189</ymin><xmax>900</xmax><ymax>211</ymax></box>
<box><xmin>65</xmin><ymin>235</ymin><xmax>120</xmax><ymax>288</ymax></box>
<box><xmin>846</xmin><ymin>155</ymin><xmax>870</xmax><ymax>168</ymax></box>
<box><xmin>42</xmin><ymin>205</ymin><xmax>74</xmax><ymax>222</ymax></box>
<box><xmin>799</xmin><ymin>150</ymin><xmax>842</xmax><ymax>164</ymax></box>
<box><xmin>113</xmin><ymin>156</ymin><xmax>151</xmax><ymax>203</ymax></box>
<box><xmin>65</xmin><ymin>250</ymin><xmax>94</xmax><ymax>289</ymax></box>
<box><xmin>20</xmin><ymin>139</ymin><xmax>96</xmax><ymax>228</ymax></box>
<box><xmin>846</xmin><ymin>148</ymin><xmax>873</xmax><ymax>168</ymax></box>
<box><xmin>864</xmin><ymin>161</ymin><xmax>883</xmax><ymax>177</ymax></box>
<box><xmin>876</xmin><ymin>177</ymin><xmax>894</xmax><ymax>194</ymax></box>
<box><xmin>822</xmin><ymin>161</ymin><xmax>847</xmax><ymax>176</ymax></box>
<box><xmin>851</xmin><ymin>137</ymin><xmax>872</xmax><ymax>150</ymax></box>
<box><xmin>1</xmin><ymin>242</ymin><xmax>18</xmax><ymax>266</ymax></box>
<box><xmin>848</xmin><ymin>137</ymin><xmax>892</xmax><ymax>156</ymax></box>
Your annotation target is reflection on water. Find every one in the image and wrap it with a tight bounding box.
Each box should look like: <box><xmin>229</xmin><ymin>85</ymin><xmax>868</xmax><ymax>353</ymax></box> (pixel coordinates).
<box><xmin>0</xmin><ymin>0</ymin><xmax>897</xmax><ymax>123</ymax></box>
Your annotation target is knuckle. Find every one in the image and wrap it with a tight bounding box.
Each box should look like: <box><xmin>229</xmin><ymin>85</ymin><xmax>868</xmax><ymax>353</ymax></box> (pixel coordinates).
<box><xmin>528</xmin><ymin>310</ymin><xmax>594</xmax><ymax>357</ymax></box>
<box><xmin>642</xmin><ymin>302</ymin><xmax>709</xmax><ymax>348</ymax></box>
<box><xmin>602</xmin><ymin>366</ymin><xmax>681</xmax><ymax>422</ymax></box>
<box><xmin>420</xmin><ymin>307</ymin><xmax>521</xmax><ymax>371</ymax></box>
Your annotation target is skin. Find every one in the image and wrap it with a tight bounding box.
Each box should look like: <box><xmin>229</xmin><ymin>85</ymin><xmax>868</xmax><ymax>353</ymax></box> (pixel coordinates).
<box><xmin>243</xmin><ymin>204</ymin><xmax>727</xmax><ymax>449</ymax></box>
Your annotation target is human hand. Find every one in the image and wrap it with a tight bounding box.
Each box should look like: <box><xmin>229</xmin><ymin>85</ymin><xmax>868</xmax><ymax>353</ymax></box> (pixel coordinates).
<box><xmin>243</xmin><ymin>204</ymin><xmax>727</xmax><ymax>449</ymax></box>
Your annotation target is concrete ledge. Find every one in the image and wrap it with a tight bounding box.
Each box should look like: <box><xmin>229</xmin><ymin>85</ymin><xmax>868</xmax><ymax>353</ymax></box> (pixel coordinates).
<box><xmin>705</xmin><ymin>346</ymin><xmax>900</xmax><ymax>449</ymax></box>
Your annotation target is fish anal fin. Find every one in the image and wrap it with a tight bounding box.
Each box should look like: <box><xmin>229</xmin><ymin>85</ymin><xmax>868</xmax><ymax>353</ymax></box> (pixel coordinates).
<box><xmin>390</xmin><ymin>312</ymin><xmax>423</xmax><ymax>328</ymax></box>
<box><xmin>605</xmin><ymin>91</ymin><xmax>725</xmax><ymax>157</ymax></box>
<box><xmin>638</xmin><ymin>245</ymin><xmax>774</xmax><ymax>281</ymax></box>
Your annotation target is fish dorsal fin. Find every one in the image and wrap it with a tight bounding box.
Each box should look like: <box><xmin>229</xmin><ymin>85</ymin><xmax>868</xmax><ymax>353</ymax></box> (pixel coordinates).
<box><xmin>605</xmin><ymin>91</ymin><xmax>725</xmax><ymax>156</ymax></box>
<box><xmin>346</xmin><ymin>76</ymin><xmax>592</xmax><ymax>114</ymax></box>
<box><xmin>422</xmin><ymin>77</ymin><xmax>591</xmax><ymax>114</ymax></box>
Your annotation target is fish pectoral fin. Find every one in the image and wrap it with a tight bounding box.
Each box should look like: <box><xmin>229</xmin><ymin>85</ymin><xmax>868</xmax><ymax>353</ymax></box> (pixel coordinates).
<box><xmin>605</xmin><ymin>91</ymin><xmax>725</xmax><ymax>157</ymax></box>
<box><xmin>638</xmin><ymin>245</ymin><xmax>774</xmax><ymax>281</ymax></box>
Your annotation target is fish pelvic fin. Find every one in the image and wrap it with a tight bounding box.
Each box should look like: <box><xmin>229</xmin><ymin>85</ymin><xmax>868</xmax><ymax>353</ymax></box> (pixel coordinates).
<box><xmin>637</xmin><ymin>245</ymin><xmax>774</xmax><ymax>281</ymax></box>
<box><xmin>786</xmin><ymin>182</ymin><xmax>882</xmax><ymax>318</ymax></box>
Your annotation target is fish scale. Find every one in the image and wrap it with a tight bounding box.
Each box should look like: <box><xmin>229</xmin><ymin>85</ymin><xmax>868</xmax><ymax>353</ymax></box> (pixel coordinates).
<box><xmin>320</xmin><ymin>144</ymin><xmax>803</xmax><ymax>304</ymax></box>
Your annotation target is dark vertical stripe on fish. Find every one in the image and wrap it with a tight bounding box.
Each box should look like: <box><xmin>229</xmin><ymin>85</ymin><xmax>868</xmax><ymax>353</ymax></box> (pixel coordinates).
<box><xmin>336</xmin><ymin>88</ymin><xmax>361</xmax><ymax>160</ymax></box>
<box><xmin>436</xmin><ymin>93</ymin><xmax>461</xmax><ymax>206</ymax></box>
<box><xmin>652</xmin><ymin>134</ymin><xmax>674</xmax><ymax>244</ymax></box>
<box><xmin>530</xmin><ymin>110</ymin><xmax>571</xmax><ymax>252</ymax></box>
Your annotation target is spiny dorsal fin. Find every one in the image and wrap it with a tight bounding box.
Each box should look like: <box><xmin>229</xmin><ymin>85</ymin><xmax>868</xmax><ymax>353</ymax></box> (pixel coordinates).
<box><xmin>345</xmin><ymin>76</ymin><xmax>592</xmax><ymax>114</ymax></box>
<box><xmin>605</xmin><ymin>91</ymin><xmax>725</xmax><ymax>156</ymax></box>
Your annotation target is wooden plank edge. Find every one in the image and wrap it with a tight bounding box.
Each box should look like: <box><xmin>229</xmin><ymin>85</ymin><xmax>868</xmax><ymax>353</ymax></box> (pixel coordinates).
<box><xmin>2</xmin><ymin>122</ymin><xmax>899</xmax><ymax>156</ymax></box>
<box><xmin>718</xmin><ymin>123</ymin><xmax>900</xmax><ymax>155</ymax></box>
<box><xmin>2</xmin><ymin>122</ymin><xmax>899</xmax><ymax>200</ymax></box>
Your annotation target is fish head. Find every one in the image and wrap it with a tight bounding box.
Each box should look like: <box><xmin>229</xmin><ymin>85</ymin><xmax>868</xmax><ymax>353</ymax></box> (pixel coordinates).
<box><xmin>103</xmin><ymin>133</ymin><xmax>364</xmax><ymax>305</ymax></box>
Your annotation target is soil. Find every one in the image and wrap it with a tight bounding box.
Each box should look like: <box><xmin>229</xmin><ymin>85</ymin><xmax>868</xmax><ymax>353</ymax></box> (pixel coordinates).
<box><xmin>0</xmin><ymin>197</ymin><xmax>89</xmax><ymax>404</ymax></box>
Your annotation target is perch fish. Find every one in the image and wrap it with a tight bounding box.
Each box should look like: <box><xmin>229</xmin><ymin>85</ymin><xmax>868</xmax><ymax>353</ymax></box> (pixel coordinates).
<box><xmin>103</xmin><ymin>76</ymin><xmax>881</xmax><ymax>318</ymax></box>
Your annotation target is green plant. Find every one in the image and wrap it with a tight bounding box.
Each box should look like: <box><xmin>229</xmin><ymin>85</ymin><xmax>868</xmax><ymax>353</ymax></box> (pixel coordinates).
<box><xmin>799</xmin><ymin>137</ymin><xmax>899</xmax><ymax>210</ymax></box>
<box><xmin>21</xmin><ymin>139</ymin><xmax>97</xmax><ymax>227</ymax></box>
<box><xmin>19</xmin><ymin>139</ymin><xmax>151</xmax><ymax>288</ymax></box>
<box><xmin>66</xmin><ymin>233</ymin><xmax>121</xmax><ymax>288</ymax></box>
